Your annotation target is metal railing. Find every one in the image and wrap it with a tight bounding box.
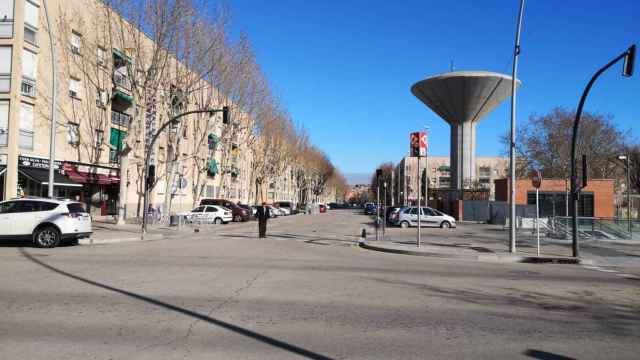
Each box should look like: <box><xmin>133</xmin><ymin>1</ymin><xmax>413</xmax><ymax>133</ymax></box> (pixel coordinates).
<box><xmin>545</xmin><ymin>216</ymin><xmax>637</xmax><ymax>240</ymax></box>
<box><xmin>111</xmin><ymin>110</ymin><xmax>130</xmax><ymax>127</ymax></box>
<box><xmin>113</xmin><ymin>72</ymin><xmax>131</xmax><ymax>90</ymax></box>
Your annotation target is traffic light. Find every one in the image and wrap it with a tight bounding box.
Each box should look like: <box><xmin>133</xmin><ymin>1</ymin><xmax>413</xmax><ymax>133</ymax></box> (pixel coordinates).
<box><xmin>623</xmin><ymin>44</ymin><xmax>635</xmax><ymax>77</ymax></box>
<box><xmin>147</xmin><ymin>165</ymin><xmax>155</xmax><ymax>190</ymax></box>
<box><xmin>222</xmin><ymin>106</ymin><xmax>230</xmax><ymax>124</ymax></box>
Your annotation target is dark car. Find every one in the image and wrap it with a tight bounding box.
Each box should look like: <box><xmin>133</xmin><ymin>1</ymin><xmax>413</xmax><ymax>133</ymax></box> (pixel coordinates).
<box><xmin>319</xmin><ymin>204</ymin><xmax>327</xmax><ymax>213</ymax></box>
<box><xmin>236</xmin><ymin>203</ymin><xmax>255</xmax><ymax>219</ymax></box>
<box><xmin>199</xmin><ymin>198</ymin><xmax>250</xmax><ymax>222</ymax></box>
<box><xmin>364</xmin><ymin>202</ymin><xmax>377</xmax><ymax>215</ymax></box>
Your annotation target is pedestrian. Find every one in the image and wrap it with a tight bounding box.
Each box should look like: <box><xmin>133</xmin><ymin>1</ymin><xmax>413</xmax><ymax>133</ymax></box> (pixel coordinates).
<box><xmin>256</xmin><ymin>202</ymin><xmax>271</xmax><ymax>238</ymax></box>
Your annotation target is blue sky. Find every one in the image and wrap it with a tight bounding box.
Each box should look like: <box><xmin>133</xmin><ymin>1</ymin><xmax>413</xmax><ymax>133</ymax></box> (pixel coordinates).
<box><xmin>226</xmin><ymin>0</ymin><xmax>639</xmax><ymax>176</ymax></box>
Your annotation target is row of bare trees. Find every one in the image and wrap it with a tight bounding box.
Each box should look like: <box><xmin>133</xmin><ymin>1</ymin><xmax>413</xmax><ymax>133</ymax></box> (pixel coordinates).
<box><xmin>51</xmin><ymin>0</ymin><xmax>346</xmax><ymax>222</ymax></box>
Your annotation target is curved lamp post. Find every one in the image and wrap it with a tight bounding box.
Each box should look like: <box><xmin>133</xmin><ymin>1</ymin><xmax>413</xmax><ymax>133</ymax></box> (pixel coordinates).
<box><xmin>570</xmin><ymin>44</ymin><xmax>635</xmax><ymax>257</ymax></box>
<box><xmin>142</xmin><ymin>106</ymin><xmax>229</xmax><ymax>235</ymax></box>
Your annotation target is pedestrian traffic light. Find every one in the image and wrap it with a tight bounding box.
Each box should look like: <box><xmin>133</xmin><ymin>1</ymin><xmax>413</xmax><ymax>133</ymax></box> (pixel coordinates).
<box><xmin>147</xmin><ymin>165</ymin><xmax>155</xmax><ymax>190</ymax></box>
<box><xmin>222</xmin><ymin>106</ymin><xmax>230</xmax><ymax>124</ymax></box>
<box><xmin>623</xmin><ymin>45</ymin><xmax>635</xmax><ymax>77</ymax></box>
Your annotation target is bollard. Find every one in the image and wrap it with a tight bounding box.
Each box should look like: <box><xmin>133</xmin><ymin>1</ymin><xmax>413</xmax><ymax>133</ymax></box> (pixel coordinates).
<box><xmin>359</xmin><ymin>228</ymin><xmax>367</xmax><ymax>245</ymax></box>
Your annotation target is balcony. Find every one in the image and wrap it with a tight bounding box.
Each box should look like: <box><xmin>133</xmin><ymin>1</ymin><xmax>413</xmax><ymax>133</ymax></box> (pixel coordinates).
<box><xmin>0</xmin><ymin>19</ymin><xmax>13</xmax><ymax>38</ymax></box>
<box><xmin>111</xmin><ymin>110</ymin><xmax>130</xmax><ymax>127</ymax></box>
<box><xmin>113</xmin><ymin>72</ymin><xmax>131</xmax><ymax>91</ymax></box>
<box><xmin>21</xmin><ymin>77</ymin><xmax>37</xmax><ymax>97</ymax></box>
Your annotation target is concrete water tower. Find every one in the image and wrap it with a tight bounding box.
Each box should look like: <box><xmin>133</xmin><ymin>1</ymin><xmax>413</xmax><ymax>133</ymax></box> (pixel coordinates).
<box><xmin>411</xmin><ymin>71</ymin><xmax>520</xmax><ymax>190</ymax></box>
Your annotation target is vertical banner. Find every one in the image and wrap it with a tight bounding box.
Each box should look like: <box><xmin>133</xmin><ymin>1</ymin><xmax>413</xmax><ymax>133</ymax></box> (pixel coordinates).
<box><xmin>410</xmin><ymin>132</ymin><xmax>427</xmax><ymax>157</ymax></box>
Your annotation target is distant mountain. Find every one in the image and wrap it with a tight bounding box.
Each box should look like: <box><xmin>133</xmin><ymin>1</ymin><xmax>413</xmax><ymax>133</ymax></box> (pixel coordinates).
<box><xmin>345</xmin><ymin>173</ymin><xmax>371</xmax><ymax>185</ymax></box>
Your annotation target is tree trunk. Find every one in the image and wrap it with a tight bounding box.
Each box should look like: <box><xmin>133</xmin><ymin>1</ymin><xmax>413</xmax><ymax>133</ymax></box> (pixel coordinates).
<box><xmin>115</xmin><ymin>152</ymin><xmax>130</xmax><ymax>225</ymax></box>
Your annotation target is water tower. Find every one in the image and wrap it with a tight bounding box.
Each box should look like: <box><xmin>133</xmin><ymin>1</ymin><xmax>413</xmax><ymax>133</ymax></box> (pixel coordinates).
<box><xmin>411</xmin><ymin>71</ymin><xmax>520</xmax><ymax>190</ymax></box>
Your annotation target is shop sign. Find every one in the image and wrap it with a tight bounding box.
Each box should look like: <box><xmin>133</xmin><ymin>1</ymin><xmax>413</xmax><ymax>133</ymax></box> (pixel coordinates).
<box><xmin>18</xmin><ymin>155</ymin><xmax>63</xmax><ymax>171</ymax></box>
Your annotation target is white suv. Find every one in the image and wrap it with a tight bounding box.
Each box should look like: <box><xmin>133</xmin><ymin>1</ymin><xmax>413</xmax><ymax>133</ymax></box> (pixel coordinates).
<box><xmin>0</xmin><ymin>198</ymin><xmax>92</xmax><ymax>248</ymax></box>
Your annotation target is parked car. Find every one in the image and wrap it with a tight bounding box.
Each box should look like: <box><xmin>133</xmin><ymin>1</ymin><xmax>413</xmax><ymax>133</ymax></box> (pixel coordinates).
<box><xmin>236</xmin><ymin>203</ymin><xmax>255</xmax><ymax>218</ymax></box>
<box><xmin>319</xmin><ymin>204</ymin><xmax>327</xmax><ymax>213</ymax></box>
<box><xmin>395</xmin><ymin>207</ymin><xmax>456</xmax><ymax>229</ymax></box>
<box><xmin>187</xmin><ymin>205</ymin><xmax>232</xmax><ymax>224</ymax></box>
<box><xmin>386</xmin><ymin>206</ymin><xmax>404</xmax><ymax>225</ymax></box>
<box><xmin>274</xmin><ymin>201</ymin><xmax>294</xmax><ymax>215</ymax></box>
<box><xmin>199</xmin><ymin>198</ymin><xmax>250</xmax><ymax>222</ymax></box>
<box><xmin>267</xmin><ymin>205</ymin><xmax>284</xmax><ymax>217</ymax></box>
<box><xmin>364</xmin><ymin>202</ymin><xmax>377</xmax><ymax>215</ymax></box>
<box><xmin>0</xmin><ymin>198</ymin><xmax>92</xmax><ymax>248</ymax></box>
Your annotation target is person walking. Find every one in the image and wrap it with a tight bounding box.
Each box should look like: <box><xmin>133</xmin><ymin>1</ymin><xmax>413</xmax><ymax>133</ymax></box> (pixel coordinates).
<box><xmin>256</xmin><ymin>202</ymin><xmax>271</xmax><ymax>238</ymax></box>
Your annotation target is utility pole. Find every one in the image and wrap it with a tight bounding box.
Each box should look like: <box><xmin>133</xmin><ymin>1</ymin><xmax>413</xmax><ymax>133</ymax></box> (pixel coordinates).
<box><xmin>417</xmin><ymin>155</ymin><xmax>422</xmax><ymax>247</ymax></box>
<box><xmin>43</xmin><ymin>0</ymin><xmax>58</xmax><ymax>198</ymax></box>
<box><xmin>509</xmin><ymin>0</ymin><xmax>525</xmax><ymax>253</ymax></box>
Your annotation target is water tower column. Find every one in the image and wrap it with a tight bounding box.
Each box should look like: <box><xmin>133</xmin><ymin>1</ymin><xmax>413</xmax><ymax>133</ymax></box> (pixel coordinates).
<box><xmin>449</xmin><ymin>121</ymin><xmax>477</xmax><ymax>189</ymax></box>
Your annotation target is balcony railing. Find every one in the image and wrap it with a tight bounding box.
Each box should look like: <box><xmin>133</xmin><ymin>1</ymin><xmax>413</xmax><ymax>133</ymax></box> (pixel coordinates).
<box><xmin>21</xmin><ymin>77</ymin><xmax>37</xmax><ymax>97</ymax></box>
<box><xmin>0</xmin><ymin>20</ymin><xmax>13</xmax><ymax>38</ymax></box>
<box><xmin>113</xmin><ymin>72</ymin><xmax>131</xmax><ymax>90</ymax></box>
<box><xmin>111</xmin><ymin>110</ymin><xmax>130</xmax><ymax>127</ymax></box>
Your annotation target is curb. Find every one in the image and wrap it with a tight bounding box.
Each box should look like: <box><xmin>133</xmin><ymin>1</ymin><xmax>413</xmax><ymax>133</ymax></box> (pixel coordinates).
<box><xmin>359</xmin><ymin>241</ymin><xmax>585</xmax><ymax>265</ymax></box>
<box><xmin>79</xmin><ymin>233</ymin><xmax>165</xmax><ymax>245</ymax></box>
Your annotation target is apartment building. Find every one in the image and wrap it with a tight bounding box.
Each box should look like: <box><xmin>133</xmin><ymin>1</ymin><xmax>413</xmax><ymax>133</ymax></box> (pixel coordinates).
<box><xmin>0</xmin><ymin>0</ymin><xmax>253</xmax><ymax>218</ymax></box>
<box><xmin>394</xmin><ymin>155</ymin><xmax>508</xmax><ymax>204</ymax></box>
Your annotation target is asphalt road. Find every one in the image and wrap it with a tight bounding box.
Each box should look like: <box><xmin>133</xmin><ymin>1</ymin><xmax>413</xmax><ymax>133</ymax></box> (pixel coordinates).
<box><xmin>0</xmin><ymin>210</ymin><xmax>638</xmax><ymax>359</ymax></box>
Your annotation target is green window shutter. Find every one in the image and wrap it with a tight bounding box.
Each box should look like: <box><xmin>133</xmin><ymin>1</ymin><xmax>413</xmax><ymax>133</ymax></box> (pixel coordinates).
<box><xmin>207</xmin><ymin>159</ymin><xmax>218</xmax><ymax>177</ymax></box>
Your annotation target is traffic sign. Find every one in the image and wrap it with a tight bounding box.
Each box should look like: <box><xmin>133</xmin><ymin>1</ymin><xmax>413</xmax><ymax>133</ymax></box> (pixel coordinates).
<box><xmin>531</xmin><ymin>170</ymin><xmax>542</xmax><ymax>188</ymax></box>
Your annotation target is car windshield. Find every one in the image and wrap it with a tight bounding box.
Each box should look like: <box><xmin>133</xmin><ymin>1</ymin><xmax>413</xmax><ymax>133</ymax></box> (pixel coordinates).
<box><xmin>192</xmin><ymin>206</ymin><xmax>205</xmax><ymax>212</ymax></box>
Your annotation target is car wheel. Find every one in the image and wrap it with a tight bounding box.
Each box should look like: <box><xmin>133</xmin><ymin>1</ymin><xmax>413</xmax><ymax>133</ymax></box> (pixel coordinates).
<box><xmin>234</xmin><ymin>215</ymin><xmax>242</xmax><ymax>222</ymax></box>
<box><xmin>33</xmin><ymin>226</ymin><xmax>61</xmax><ymax>248</ymax></box>
<box><xmin>440</xmin><ymin>221</ymin><xmax>451</xmax><ymax>229</ymax></box>
<box><xmin>214</xmin><ymin>218</ymin><xmax>223</xmax><ymax>224</ymax></box>
<box><xmin>400</xmin><ymin>221</ymin><xmax>410</xmax><ymax>229</ymax></box>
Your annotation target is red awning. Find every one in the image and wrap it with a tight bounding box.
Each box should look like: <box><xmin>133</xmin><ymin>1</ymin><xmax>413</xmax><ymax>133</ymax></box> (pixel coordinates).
<box><xmin>65</xmin><ymin>170</ymin><xmax>119</xmax><ymax>185</ymax></box>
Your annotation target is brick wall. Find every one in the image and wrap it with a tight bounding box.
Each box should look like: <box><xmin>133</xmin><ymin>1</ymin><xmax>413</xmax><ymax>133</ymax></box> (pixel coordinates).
<box><xmin>494</xmin><ymin>178</ymin><xmax>615</xmax><ymax>217</ymax></box>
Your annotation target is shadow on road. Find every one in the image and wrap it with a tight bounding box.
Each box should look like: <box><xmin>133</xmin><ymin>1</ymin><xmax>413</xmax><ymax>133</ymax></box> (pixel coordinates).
<box><xmin>18</xmin><ymin>248</ymin><xmax>334</xmax><ymax>360</ymax></box>
<box><xmin>524</xmin><ymin>349</ymin><xmax>576</xmax><ymax>360</ymax></box>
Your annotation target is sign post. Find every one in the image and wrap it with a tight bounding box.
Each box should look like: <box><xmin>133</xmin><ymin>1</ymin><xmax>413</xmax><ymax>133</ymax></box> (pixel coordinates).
<box><xmin>531</xmin><ymin>170</ymin><xmax>543</xmax><ymax>256</ymax></box>
<box><xmin>411</xmin><ymin>132</ymin><xmax>427</xmax><ymax>247</ymax></box>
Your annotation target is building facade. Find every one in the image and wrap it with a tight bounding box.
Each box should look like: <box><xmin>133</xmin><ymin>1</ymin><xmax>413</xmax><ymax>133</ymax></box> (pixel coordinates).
<box><xmin>0</xmin><ymin>0</ymin><xmax>255</xmax><ymax>218</ymax></box>
<box><xmin>394</xmin><ymin>155</ymin><xmax>508</xmax><ymax>205</ymax></box>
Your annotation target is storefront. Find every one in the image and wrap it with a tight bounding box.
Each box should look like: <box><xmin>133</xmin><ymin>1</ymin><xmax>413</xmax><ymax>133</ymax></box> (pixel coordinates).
<box><xmin>63</xmin><ymin>163</ymin><xmax>120</xmax><ymax>217</ymax></box>
<box><xmin>17</xmin><ymin>155</ymin><xmax>83</xmax><ymax>199</ymax></box>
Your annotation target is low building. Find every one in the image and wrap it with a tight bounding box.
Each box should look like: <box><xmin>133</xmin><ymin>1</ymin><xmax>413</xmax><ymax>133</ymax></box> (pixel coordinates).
<box><xmin>494</xmin><ymin>178</ymin><xmax>615</xmax><ymax>218</ymax></box>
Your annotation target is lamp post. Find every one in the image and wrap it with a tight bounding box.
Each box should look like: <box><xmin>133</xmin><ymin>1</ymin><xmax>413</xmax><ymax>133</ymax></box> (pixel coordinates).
<box><xmin>571</xmin><ymin>44</ymin><xmax>635</xmax><ymax>257</ymax></box>
<box><xmin>509</xmin><ymin>0</ymin><xmax>525</xmax><ymax>253</ymax></box>
<box><xmin>618</xmin><ymin>155</ymin><xmax>631</xmax><ymax>234</ymax></box>
<box><xmin>43</xmin><ymin>0</ymin><xmax>58</xmax><ymax>198</ymax></box>
<box><xmin>142</xmin><ymin>107</ymin><xmax>229</xmax><ymax>235</ymax></box>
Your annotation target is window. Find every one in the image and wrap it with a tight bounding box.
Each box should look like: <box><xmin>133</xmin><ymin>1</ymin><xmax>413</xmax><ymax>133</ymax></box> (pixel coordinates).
<box><xmin>96</xmin><ymin>47</ymin><xmax>105</xmax><ymax>66</ymax></box>
<box><xmin>0</xmin><ymin>201</ymin><xmax>18</xmax><ymax>213</ymax></box>
<box><xmin>96</xmin><ymin>89</ymin><xmax>107</xmax><ymax>107</ymax></box>
<box><xmin>67</xmin><ymin>122</ymin><xmax>79</xmax><ymax>145</ymax></box>
<box><xmin>95</xmin><ymin>129</ymin><xmax>103</xmax><ymax>148</ymax></box>
<box><xmin>438</xmin><ymin>177</ymin><xmax>451</xmax><ymax>188</ymax></box>
<box><xmin>0</xmin><ymin>46</ymin><xmax>11</xmax><ymax>92</ymax></box>
<box><xmin>19</xmin><ymin>102</ymin><xmax>33</xmax><ymax>149</ymax></box>
<box><xmin>0</xmin><ymin>100</ymin><xmax>8</xmax><ymax>145</ymax></box>
<box><xmin>205</xmin><ymin>207</ymin><xmax>217</xmax><ymax>213</ymax></box>
<box><xmin>24</xmin><ymin>1</ymin><xmax>38</xmax><ymax>44</ymax></box>
<box><xmin>479</xmin><ymin>166</ymin><xmax>492</xmax><ymax>177</ymax></box>
<box><xmin>0</xmin><ymin>0</ymin><xmax>14</xmax><ymax>38</ymax></box>
<box><xmin>206</xmin><ymin>185</ymin><xmax>215</xmax><ymax>197</ymax></box>
<box><xmin>21</xmin><ymin>49</ymin><xmax>37</xmax><ymax>97</ymax></box>
<box><xmin>69</xmin><ymin>77</ymin><xmax>81</xmax><ymax>98</ymax></box>
<box><xmin>70</xmin><ymin>31</ymin><xmax>81</xmax><ymax>54</ymax></box>
<box><xmin>191</xmin><ymin>206</ymin><xmax>204</xmax><ymax>213</ymax></box>
<box><xmin>67</xmin><ymin>203</ymin><xmax>87</xmax><ymax>213</ymax></box>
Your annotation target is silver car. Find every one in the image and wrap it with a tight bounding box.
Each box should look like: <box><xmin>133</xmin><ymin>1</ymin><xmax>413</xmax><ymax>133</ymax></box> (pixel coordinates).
<box><xmin>396</xmin><ymin>207</ymin><xmax>456</xmax><ymax>229</ymax></box>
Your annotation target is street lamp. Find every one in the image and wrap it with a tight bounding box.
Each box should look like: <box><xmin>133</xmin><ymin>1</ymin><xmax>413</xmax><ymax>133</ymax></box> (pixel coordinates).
<box><xmin>509</xmin><ymin>0</ymin><xmax>526</xmax><ymax>254</ymax></box>
<box><xmin>43</xmin><ymin>0</ymin><xmax>58</xmax><ymax>198</ymax></box>
<box><xmin>142</xmin><ymin>106</ymin><xmax>229</xmax><ymax>235</ymax></box>
<box><xmin>570</xmin><ymin>44</ymin><xmax>635</xmax><ymax>257</ymax></box>
<box><xmin>618</xmin><ymin>155</ymin><xmax>631</xmax><ymax>234</ymax></box>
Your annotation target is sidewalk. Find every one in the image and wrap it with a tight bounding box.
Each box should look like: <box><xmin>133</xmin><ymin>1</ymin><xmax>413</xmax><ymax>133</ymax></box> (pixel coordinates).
<box><xmin>359</xmin><ymin>238</ymin><xmax>587</xmax><ymax>264</ymax></box>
